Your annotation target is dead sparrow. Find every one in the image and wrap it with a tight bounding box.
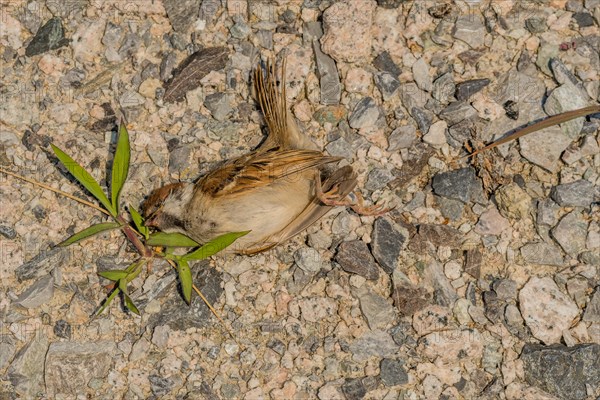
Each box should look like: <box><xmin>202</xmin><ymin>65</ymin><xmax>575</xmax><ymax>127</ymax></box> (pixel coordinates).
<box><xmin>142</xmin><ymin>59</ymin><xmax>387</xmax><ymax>254</ymax></box>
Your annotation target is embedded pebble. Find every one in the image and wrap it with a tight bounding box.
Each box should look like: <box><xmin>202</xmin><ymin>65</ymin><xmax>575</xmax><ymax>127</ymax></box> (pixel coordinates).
<box><xmin>519</xmin><ymin>277</ymin><xmax>580</xmax><ymax>344</ymax></box>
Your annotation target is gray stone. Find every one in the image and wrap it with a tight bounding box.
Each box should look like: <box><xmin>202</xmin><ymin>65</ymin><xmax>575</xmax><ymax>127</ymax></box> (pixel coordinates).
<box><xmin>353</xmin><ymin>286</ymin><xmax>396</xmax><ymax>330</ymax></box>
<box><xmin>432</xmin><ymin>72</ymin><xmax>456</xmax><ymax>104</ymax></box>
<box><xmin>349</xmin><ymin>330</ymin><xmax>399</xmax><ymax>361</ymax></box>
<box><xmin>118</xmin><ymin>33</ymin><xmax>141</xmax><ymax>58</ymax></box>
<box><xmin>163</xmin><ymin>0</ymin><xmax>201</xmax><ymax>33</ymax></box>
<box><xmin>455</xmin><ymin>79</ymin><xmax>490</xmax><ymax>101</ymax></box>
<box><xmin>146</xmin><ymin>263</ymin><xmax>224</xmax><ymax>330</ymax></box>
<box><xmin>374</xmin><ymin>72</ymin><xmax>400</xmax><ymax>101</ymax></box>
<box><xmin>294</xmin><ymin>248</ymin><xmax>322</xmax><ymax>273</ymax></box>
<box><xmin>256</xmin><ymin>29</ymin><xmax>273</xmax><ymax>49</ymax></box>
<box><xmin>536</xmin><ymin>41</ymin><xmax>560</xmax><ymax>76</ymax></box>
<box><xmin>15</xmin><ymin>275</ymin><xmax>54</xmax><ymax>309</ymax></box>
<box><xmin>53</xmin><ymin>320</ymin><xmax>72</xmax><ymax>339</ymax></box>
<box><xmin>483</xmin><ymin>290</ymin><xmax>504</xmax><ymax>323</ymax></box>
<box><xmin>493</xmin><ymin>279</ymin><xmax>518</xmax><ymax>300</ymax></box>
<box><xmin>521</xmin><ymin>343</ymin><xmax>600</xmax><ymax>400</ymax></box>
<box><xmin>341</xmin><ymin>378</ymin><xmax>366</xmax><ymax>400</ymax></box>
<box><xmin>308</xmin><ymin>230</ymin><xmax>333</xmax><ymax>250</ymax></box>
<box><xmin>412</xmin><ymin>224</ymin><xmax>463</xmax><ymax>249</ymax></box>
<box><xmin>160</xmin><ymin>51</ymin><xmax>178</xmax><ymax>81</ymax></box>
<box><xmin>199</xmin><ymin>0</ymin><xmax>221</xmax><ymax>25</ymax></box>
<box><xmin>549</xmin><ymin>58</ymin><xmax>581</xmax><ymax>87</ymax></box>
<box><xmin>365</xmin><ymin>168</ymin><xmax>394</xmax><ymax>191</ymax></box>
<box><xmin>544</xmin><ymin>83</ymin><xmax>590</xmax><ymax>138</ymax></box>
<box><xmin>120</xmin><ymin>90</ymin><xmax>145</xmax><ymax>108</ymax></box>
<box><xmin>149</xmin><ymin>375</ymin><xmax>174</xmax><ymax>397</ymax></box>
<box><xmin>580</xmin><ymin>250</ymin><xmax>600</xmax><ymax>265</ymax></box>
<box><xmin>424</xmin><ymin>260</ymin><xmax>457</xmax><ymax>307</ymax></box>
<box><xmin>325</xmin><ymin>137</ymin><xmax>354</xmax><ymax>159</ymax></box>
<box><xmin>436</xmin><ymin>196</ymin><xmax>464</xmax><ymax>221</ymax></box>
<box><xmin>204</xmin><ymin>93</ymin><xmax>232</xmax><ymax>121</ymax></box>
<box><xmin>0</xmin><ymin>335</ymin><xmax>16</xmax><ymax>370</ymax></box>
<box><xmin>349</xmin><ymin>97</ymin><xmax>381</xmax><ymax>129</ymax></box>
<box><xmin>312</xmin><ymin>34</ymin><xmax>342</xmax><ymax>105</ymax></box>
<box><xmin>453</xmin><ymin>14</ymin><xmax>485</xmax><ymax>48</ymax></box>
<box><xmin>400</xmin><ymin>83</ymin><xmax>427</xmax><ymax>112</ymax></box>
<box><xmin>410</xmin><ymin>107</ymin><xmax>432</xmax><ymax>134</ymax></box>
<box><xmin>373</xmin><ymin>51</ymin><xmax>401</xmax><ymax>76</ymax></box>
<box><xmin>0</xmin><ymin>224</ymin><xmax>16</xmax><ymax>239</ymax></box>
<box><xmin>412</xmin><ymin>58</ymin><xmax>432</xmax><ymax>92</ymax></box>
<box><xmin>335</xmin><ymin>240</ymin><xmax>380</xmax><ymax>280</ymax></box>
<box><xmin>230</xmin><ymin>20</ymin><xmax>251</xmax><ymax>39</ymax></box>
<box><xmin>379</xmin><ymin>358</ymin><xmax>409</xmax><ymax>387</ymax></box>
<box><xmin>583</xmin><ymin>289</ymin><xmax>600</xmax><ymax>322</ymax></box>
<box><xmin>537</xmin><ymin>198</ymin><xmax>560</xmax><ymax>226</ymax></box>
<box><xmin>520</xmin><ymin>242</ymin><xmax>564</xmax><ymax>266</ymax></box>
<box><xmin>551</xmin><ymin>180</ymin><xmax>596</xmax><ymax>208</ymax></box>
<box><xmin>16</xmin><ymin>247</ymin><xmax>66</xmax><ymax>282</ymax></box>
<box><xmin>168</xmin><ymin>146</ymin><xmax>192</xmax><ymax>175</ymax></box>
<box><xmin>45</xmin><ymin>341</ymin><xmax>116</xmax><ymax>396</ymax></box>
<box><xmin>390</xmin><ymin>143</ymin><xmax>434</xmax><ymax>188</ymax></box>
<box><xmin>573</xmin><ymin>12</ymin><xmax>595</xmax><ymax>27</ymax></box>
<box><xmin>438</xmin><ymin>101</ymin><xmax>477</xmax><ymax>126</ymax></box>
<box><xmin>371</xmin><ymin>217</ymin><xmax>406</xmax><ymax>273</ymax></box>
<box><xmin>519</xmin><ymin>125</ymin><xmax>572</xmax><ymax>172</ymax></box>
<box><xmin>525</xmin><ymin>17</ymin><xmax>547</xmax><ymax>33</ymax></box>
<box><xmin>8</xmin><ymin>334</ymin><xmax>49</xmax><ymax>397</ymax></box>
<box><xmin>404</xmin><ymin>191</ymin><xmax>425</xmax><ymax>212</ymax></box>
<box><xmin>432</xmin><ymin>167</ymin><xmax>486</xmax><ymax>204</ymax></box>
<box><xmin>552</xmin><ymin>211</ymin><xmax>589</xmax><ymax>256</ymax></box>
<box><xmin>25</xmin><ymin>18</ymin><xmax>68</xmax><ymax>57</ymax></box>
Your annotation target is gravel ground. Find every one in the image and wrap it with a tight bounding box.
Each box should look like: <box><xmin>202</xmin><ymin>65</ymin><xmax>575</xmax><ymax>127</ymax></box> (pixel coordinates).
<box><xmin>1</xmin><ymin>0</ymin><xmax>599</xmax><ymax>399</ymax></box>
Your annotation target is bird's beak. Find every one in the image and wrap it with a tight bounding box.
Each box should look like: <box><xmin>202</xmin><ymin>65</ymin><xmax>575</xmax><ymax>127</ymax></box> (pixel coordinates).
<box><xmin>145</xmin><ymin>213</ymin><xmax>161</xmax><ymax>228</ymax></box>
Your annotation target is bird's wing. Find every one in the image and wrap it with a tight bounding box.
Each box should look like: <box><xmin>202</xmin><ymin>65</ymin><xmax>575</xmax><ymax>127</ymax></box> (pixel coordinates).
<box><xmin>197</xmin><ymin>147</ymin><xmax>341</xmax><ymax>198</ymax></box>
<box><xmin>241</xmin><ymin>165</ymin><xmax>357</xmax><ymax>255</ymax></box>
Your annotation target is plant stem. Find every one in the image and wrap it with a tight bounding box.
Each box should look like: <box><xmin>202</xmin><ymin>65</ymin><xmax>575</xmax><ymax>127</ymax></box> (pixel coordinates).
<box><xmin>465</xmin><ymin>105</ymin><xmax>600</xmax><ymax>158</ymax></box>
<box><xmin>117</xmin><ymin>216</ymin><xmax>153</xmax><ymax>258</ymax></box>
<box><xmin>0</xmin><ymin>166</ymin><xmax>111</xmax><ymax>216</ymax></box>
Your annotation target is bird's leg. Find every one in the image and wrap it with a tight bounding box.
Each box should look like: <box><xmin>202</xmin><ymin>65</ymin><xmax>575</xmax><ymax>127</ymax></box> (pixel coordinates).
<box><xmin>348</xmin><ymin>191</ymin><xmax>393</xmax><ymax>216</ymax></box>
<box><xmin>314</xmin><ymin>172</ymin><xmax>392</xmax><ymax>215</ymax></box>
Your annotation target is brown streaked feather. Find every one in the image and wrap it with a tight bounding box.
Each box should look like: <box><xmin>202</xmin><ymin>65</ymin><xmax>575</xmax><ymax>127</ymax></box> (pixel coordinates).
<box><xmin>255</xmin><ymin>58</ymin><xmax>287</xmax><ymax>150</ymax></box>
<box><xmin>254</xmin><ymin>58</ymin><xmax>318</xmax><ymax>151</ymax></box>
<box><xmin>241</xmin><ymin>165</ymin><xmax>357</xmax><ymax>254</ymax></box>
<box><xmin>142</xmin><ymin>182</ymin><xmax>185</xmax><ymax>218</ymax></box>
<box><xmin>197</xmin><ymin>148</ymin><xmax>342</xmax><ymax>198</ymax></box>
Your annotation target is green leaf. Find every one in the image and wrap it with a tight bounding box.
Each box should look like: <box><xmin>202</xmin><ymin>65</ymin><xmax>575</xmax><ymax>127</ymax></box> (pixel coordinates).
<box><xmin>182</xmin><ymin>231</ymin><xmax>250</xmax><ymax>261</ymax></box>
<box><xmin>59</xmin><ymin>222</ymin><xmax>121</xmax><ymax>246</ymax></box>
<box><xmin>111</xmin><ymin>124</ymin><xmax>130</xmax><ymax>213</ymax></box>
<box><xmin>98</xmin><ymin>269</ymin><xmax>129</xmax><ymax>281</ymax></box>
<box><xmin>51</xmin><ymin>144</ymin><xmax>117</xmax><ymax>217</ymax></box>
<box><xmin>129</xmin><ymin>205</ymin><xmax>149</xmax><ymax>239</ymax></box>
<box><xmin>125</xmin><ymin>260</ymin><xmax>145</xmax><ymax>282</ymax></box>
<box><xmin>123</xmin><ymin>293</ymin><xmax>140</xmax><ymax>315</ymax></box>
<box><xmin>118</xmin><ymin>278</ymin><xmax>128</xmax><ymax>294</ymax></box>
<box><xmin>96</xmin><ymin>286</ymin><xmax>120</xmax><ymax>315</ymax></box>
<box><xmin>177</xmin><ymin>259</ymin><xmax>192</xmax><ymax>304</ymax></box>
<box><xmin>147</xmin><ymin>232</ymin><xmax>200</xmax><ymax>247</ymax></box>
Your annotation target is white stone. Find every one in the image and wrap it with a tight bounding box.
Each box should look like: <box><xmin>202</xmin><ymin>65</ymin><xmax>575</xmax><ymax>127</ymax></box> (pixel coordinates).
<box><xmin>519</xmin><ymin>277</ymin><xmax>579</xmax><ymax>344</ymax></box>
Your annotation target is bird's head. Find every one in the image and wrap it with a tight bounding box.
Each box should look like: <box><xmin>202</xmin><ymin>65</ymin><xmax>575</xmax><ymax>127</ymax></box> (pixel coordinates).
<box><xmin>142</xmin><ymin>182</ymin><xmax>191</xmax><ymax>232</ymax></box>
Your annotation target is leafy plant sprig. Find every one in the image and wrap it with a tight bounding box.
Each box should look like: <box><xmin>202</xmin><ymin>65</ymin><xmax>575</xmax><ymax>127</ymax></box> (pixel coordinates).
<box><xmin>49</xmin><ymin>123</ymin><xmax>249</xmax><ymax>315</ymax></box>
